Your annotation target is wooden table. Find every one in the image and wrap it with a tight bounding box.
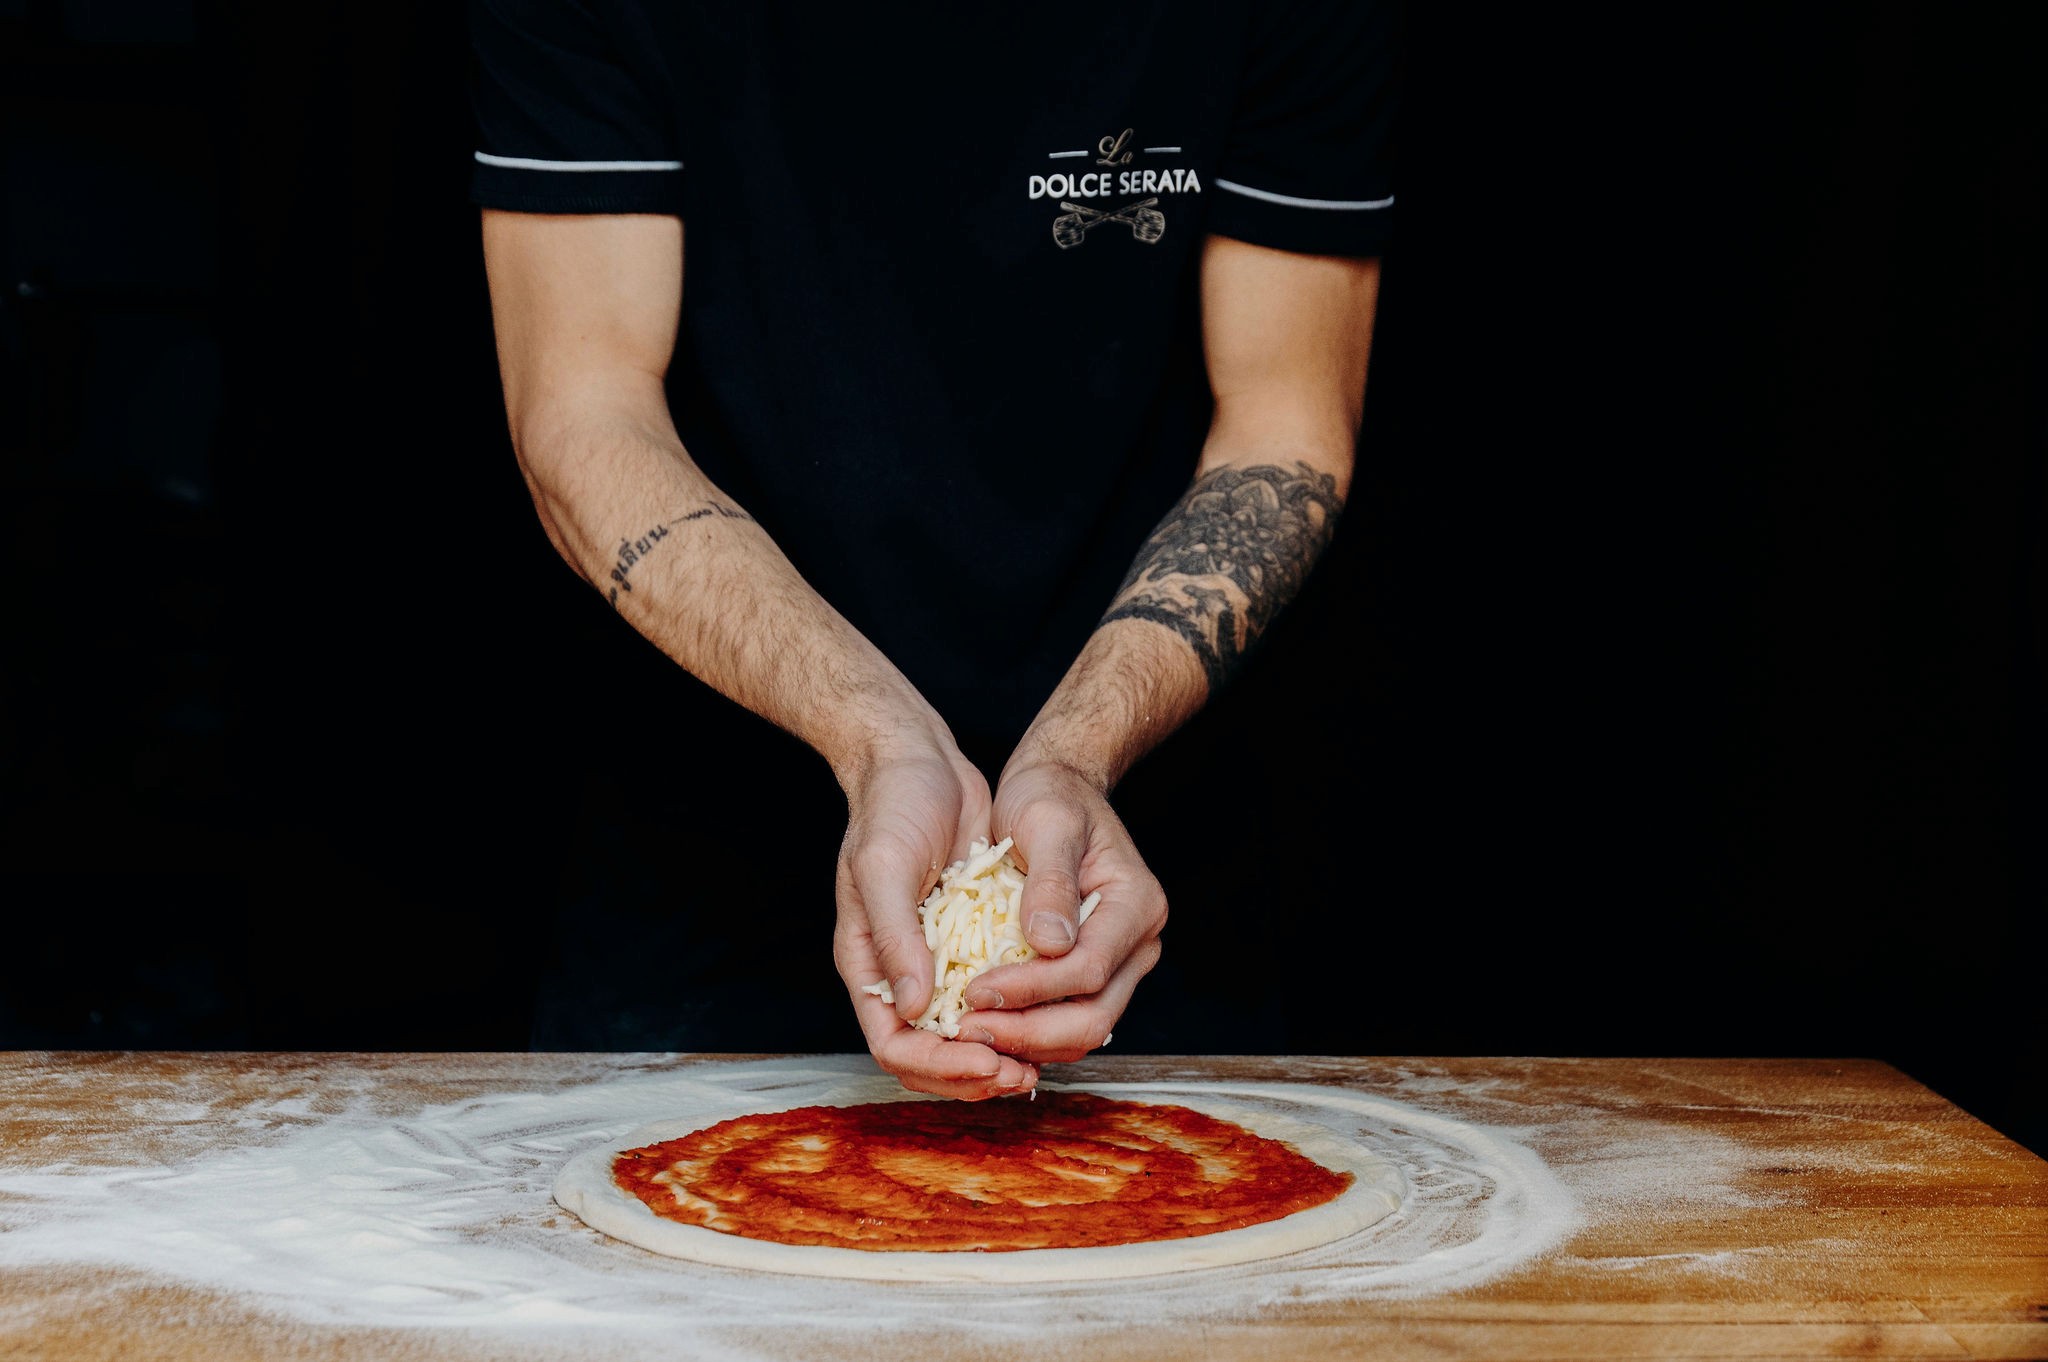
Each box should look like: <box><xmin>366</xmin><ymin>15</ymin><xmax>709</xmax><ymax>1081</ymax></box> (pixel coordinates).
<box><xmin>0</xmin><ymin>1054</ymin><xmax>2041</xmax><ymax>1361</ymax></box>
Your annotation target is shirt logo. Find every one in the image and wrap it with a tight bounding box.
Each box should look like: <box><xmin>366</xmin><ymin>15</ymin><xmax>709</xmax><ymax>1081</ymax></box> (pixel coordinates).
<box><xmin>1029</xmin><ymin>129</ymin><xmax>1199</xmax><ymax>251</ymax></box>
<box><xmin>1054</xmin><ymin>197</ymin><xmax>1164</xmax><ymax>248</ymax></box>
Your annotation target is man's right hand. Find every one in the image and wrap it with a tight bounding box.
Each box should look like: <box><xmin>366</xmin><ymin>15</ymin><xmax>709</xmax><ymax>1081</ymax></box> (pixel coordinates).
<box><xmin>481</xmin><ymin>211</ymin><xmax>1037</xmax><ymax>1093</ymax></box>
<box><xmin>832</xmin><ymin>731</ymin><xmax>1039</xmax><ymax>1100</ymax></box>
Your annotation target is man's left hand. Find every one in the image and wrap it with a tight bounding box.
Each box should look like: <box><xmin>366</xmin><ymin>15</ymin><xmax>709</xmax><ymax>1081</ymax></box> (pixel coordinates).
<box><xmin>960</xmin><ymin>761</ymin><xmax>1167</xmax><ymax>1063</ymax></box>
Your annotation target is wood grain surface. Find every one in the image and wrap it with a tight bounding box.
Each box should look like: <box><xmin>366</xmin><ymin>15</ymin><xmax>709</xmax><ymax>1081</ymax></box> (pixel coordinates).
<box><xmin>0</xmin><ymin>1053</ymin><xmax>2041</xmax><ymax>1361</ymax></box>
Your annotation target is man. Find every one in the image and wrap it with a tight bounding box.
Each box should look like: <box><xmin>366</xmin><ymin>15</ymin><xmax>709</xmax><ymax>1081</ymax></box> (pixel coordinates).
<box><xmin>470</xmin><ymin>1</ymin><xmax>1393</xmax><ymax>1098</ymax></box>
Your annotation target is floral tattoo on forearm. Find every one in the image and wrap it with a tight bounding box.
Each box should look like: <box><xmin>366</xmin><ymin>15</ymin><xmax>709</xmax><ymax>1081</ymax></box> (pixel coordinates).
<box><xmin>1101</xmin><ymin>461</ymin><xmax>1344</xmax><ymax>692</ymax></box>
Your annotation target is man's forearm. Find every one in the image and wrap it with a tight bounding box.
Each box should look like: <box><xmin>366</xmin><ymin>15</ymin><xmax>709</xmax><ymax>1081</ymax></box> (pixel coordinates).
<box><xmin>514</xmin><ymin>390</ymin><xmax>939</xmax><ymax>788</ymax></box>
<box><xmin>1011</xmin><ymin>450</ymin><xmax>1348</xmax><ymax>791</ymax></box>
<box><xmin>1014</xmin><ymin>233</ymin><xmax>1374</xmax><ymax>793</ymax></box>
<box><xmin>1102</xmin><ymin>457</ymin><xmax>1344</xmax><ymax>693</ymax></box>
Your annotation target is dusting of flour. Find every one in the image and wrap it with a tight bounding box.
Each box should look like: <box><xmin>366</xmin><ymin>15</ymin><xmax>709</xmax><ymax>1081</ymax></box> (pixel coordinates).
<box><xmin>0</xmin><ymin>1055</ymin><xmax>1770</xmax><ymax>1355</ymax></box>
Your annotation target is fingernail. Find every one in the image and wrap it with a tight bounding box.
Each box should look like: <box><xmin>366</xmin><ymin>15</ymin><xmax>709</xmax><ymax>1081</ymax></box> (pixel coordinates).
<box><xmin>966</xmin><ymin>987</ymin><xmax>1003</xmax><ymax>1010</ymax></box>
<box><xmin>893</xmin><ymin>975</ymin><xmax>919</xmax><ymax>1013</ymax></box>
<box><xmin>968</xmin><ymin>1026</ymin><xmax>996</xmax><ymax>1046</ymax></box>
<box><xmin>1030</xmin><ymin>912</ymin><xmax>1077</xmax><ymax>948</ymax></box>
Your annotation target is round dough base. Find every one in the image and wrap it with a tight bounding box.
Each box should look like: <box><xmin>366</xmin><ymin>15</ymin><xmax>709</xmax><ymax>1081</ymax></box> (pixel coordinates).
<box><xmin>553</xmin><ymin>1087</ymin><xmax>1405</xmax><ymax>1281</ymax></box>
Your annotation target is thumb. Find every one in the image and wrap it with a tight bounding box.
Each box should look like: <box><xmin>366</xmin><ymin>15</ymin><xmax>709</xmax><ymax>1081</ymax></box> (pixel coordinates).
<box><xmin>1011</xmin><ymin>804</ymin><xmax>1087</xmax><ymax>960</ymax></box>
<box><xmin>853</xmin><ymin>840</ymin><xmax>937</xmax><ymax>1022</ymax></box>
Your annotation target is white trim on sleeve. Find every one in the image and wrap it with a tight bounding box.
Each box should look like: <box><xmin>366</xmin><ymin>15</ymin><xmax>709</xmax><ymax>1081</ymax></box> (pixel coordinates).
<box><xmin>1213</xmin><ymin>178</ymin><xmax>1394</xmax><ymax>211</ymax></box>
<box><xmin>474</xmin><ymin>151</ymin><xmax>683</xmax><ymax>172</ymax></box>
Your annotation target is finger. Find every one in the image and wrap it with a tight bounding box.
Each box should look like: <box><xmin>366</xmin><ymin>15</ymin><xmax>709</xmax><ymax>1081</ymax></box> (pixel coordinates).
<box><xmin>949</xmin><ymin>767</ymin><xmax>995</xmax><ymax>869</ymax></box>
<box><xmin>875</xmin><ymin>1023</ymin><xmax>1008</xmax><ymax>1083</ymax></box>
<box><xmin>971</xmin><ymin>938</ymin><xmax>1160</xmax><ymax>1064</ymax></box>
<box><xmin>839</xmin><ymin>979</ymin><xmax>1007</xmax><ymax>1081</ymax></box>
<box><xmin>842</xmin><ymin>971</ymin><xmax>1037</xmax><ymax>1091</ymax></box>
<box><xmin>1002</xmin><ymin>799</ymin><xmax>1088</xmax><ymax>959</ymax></box>
<box><xmin>888</xmin><ymin>1049</ymin><xmax>1041</xmax><ymax>1102</ymax></box>
<box><xmin>850</xmin><ymin>834</ymin><xmax>942</xmax><ymax>1021</ymax></box>
<box><xmin>966</xmin><ymin>870</ymin><xmax>1166</xmax><ymax>1011</ymax></box>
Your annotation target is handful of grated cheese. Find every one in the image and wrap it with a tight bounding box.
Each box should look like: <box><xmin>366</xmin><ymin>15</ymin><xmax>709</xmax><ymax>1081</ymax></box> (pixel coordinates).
<box><xmin>862</xmin><ymin>836</ymin><xmax>1100</xmax><ymax>1039</ymax></box>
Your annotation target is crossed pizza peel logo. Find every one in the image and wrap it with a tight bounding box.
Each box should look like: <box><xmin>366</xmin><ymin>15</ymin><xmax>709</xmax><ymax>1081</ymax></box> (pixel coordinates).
<box><xmin>1051</xmin><ymin>128</ymin><xmax>1168</xmax><ymax>250</ymax></box>
<box><xmin>1053</xmin><ymin>196</ymin><xmax>1165</xmax><ymax>249</ymax></box>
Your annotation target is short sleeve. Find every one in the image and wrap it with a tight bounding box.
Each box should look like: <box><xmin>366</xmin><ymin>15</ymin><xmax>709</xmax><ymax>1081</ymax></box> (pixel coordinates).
<box><xmin>468</xmin><ymin>0</ymin><xmax>684</xmax><ymax>215</ymax></box>
<box><xmin>1208</xmin><ymin>0</ymin><xmax>1398</xmax><ymax>257</ymax></box>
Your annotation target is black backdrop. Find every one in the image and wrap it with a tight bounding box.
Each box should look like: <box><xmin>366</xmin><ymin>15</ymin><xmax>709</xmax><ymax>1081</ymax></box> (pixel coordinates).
<box><xmin>3</xmin><ymin>2</ymin><xmax>2042</xmax><ymax>1153</ymax></box>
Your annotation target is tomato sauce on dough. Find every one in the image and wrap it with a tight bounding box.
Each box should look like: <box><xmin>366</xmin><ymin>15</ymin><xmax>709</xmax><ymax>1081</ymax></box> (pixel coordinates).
<box><xmin>612</xmin><ymin>1092</ymin><xmax>1354</xmax><ymax>1252</ymax></box>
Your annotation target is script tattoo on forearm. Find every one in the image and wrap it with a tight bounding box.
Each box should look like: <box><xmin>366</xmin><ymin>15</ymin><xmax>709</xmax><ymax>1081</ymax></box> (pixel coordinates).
<box><xmin>605</xmin><ymin>502</ymin><xmax>753</xmax><ymax>607</ymax></box>
<box><xmin>1101</xmin><ymin>461</ymin><xmax>1343</xmax><ymax>692</ymax></box>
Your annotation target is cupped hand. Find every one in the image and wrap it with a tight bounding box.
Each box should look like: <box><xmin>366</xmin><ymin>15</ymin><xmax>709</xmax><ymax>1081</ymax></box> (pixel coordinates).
<box><xmin>960</xmin><ymin>760</ymin><xmax>1167</xmax><ymax>1064</ymax></box>
<box><xmin>833</xmin><ymin>734</ymin><xmax>1039</xmax><ymax>1099</ymax></box>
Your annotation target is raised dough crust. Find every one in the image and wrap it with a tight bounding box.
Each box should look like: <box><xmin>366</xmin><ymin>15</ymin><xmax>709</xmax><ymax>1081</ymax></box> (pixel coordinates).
<box><xmin>553</xmin><ymin>1087</ymin><xmax>1405</xmax><ymax>1281</ymax></box>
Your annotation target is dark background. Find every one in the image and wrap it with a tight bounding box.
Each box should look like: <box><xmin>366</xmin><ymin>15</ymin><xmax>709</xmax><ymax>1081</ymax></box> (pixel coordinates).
<box><xmin>3</xmin><ymin>2</ymin><xmax>2042</xmax><ymax>1152</ymax></box>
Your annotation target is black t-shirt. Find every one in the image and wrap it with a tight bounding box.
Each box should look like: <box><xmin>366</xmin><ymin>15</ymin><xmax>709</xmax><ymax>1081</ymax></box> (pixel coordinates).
<box><xmin>470</xmin><ymin>0</ymin><xmax>1396</xmax><ymax>752</ymax></box>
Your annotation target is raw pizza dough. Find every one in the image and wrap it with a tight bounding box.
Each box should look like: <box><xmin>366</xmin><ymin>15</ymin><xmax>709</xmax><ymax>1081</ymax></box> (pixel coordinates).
<box><xmin>553</xmin><ymin>1087</ymin><xmax>1405</xmax><ymax>1281</ymax></box>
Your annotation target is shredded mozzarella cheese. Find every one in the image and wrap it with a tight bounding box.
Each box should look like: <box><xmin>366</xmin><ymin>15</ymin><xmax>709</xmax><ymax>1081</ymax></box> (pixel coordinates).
<box><xmin>861</xmin><ymin>838</ymin><xmax>1101</xmax><ymax>1039</ymax></box>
